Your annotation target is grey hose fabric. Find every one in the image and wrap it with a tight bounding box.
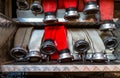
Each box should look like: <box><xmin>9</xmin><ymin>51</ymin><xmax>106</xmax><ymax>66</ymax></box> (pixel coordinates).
<box><xmin>27</xmin><ymin>29</ymin><xmax>44</xmax><ymax>62</ymax></box>
<box><xmin>11</xmin><ymin>27</ymin><xmax>33</xmax><ymax>60</ymax></box>
<box><xmin>67</xmin><ymin>29</ymin><xmax>80</xmax><ymax>60</ymax></box>
<box><xmin>67</xmin><ymin>29</ymin><xmax>90</xmax><ymax>61</ymax></box>
<box><xmin>28</xmin><ymin>30</ymin><xmax>44</xmax><ymax>52</ymax></box>
<box><xmin>85</xmin><ymin>29</ymin><xmax>106</xmax><ymax>61</ymax></box>
<box><xmin>85</xmin><ymin>29</ymin><xmax>105</xmax><ymax>53</ymax></box>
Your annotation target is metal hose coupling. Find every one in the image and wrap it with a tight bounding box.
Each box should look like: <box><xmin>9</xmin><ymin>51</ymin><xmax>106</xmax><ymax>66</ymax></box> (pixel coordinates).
<box><xmin>59</xmin><ymin>49</ymin><xmax>72</xmax><ymax>62</ymax></box>
<box><xmin>92</xmin><ymin>52</ymin><xmax>107</xmax><ymax>62</ymax></box>
<box><xmin>100</xmin><ymin>20</ymin><xmax>116</xmax><ymax>31</ymax></box>
<box><xmin>17</xmin><ymin>0</ymin><xmax>29</xmax><ymax>10</ymax></box>
<box><xmin>83</xmin><ymin>1</ymin><xmax>99</xmax><ymax>15</ymax></box>
<box><xmin>10</xmin><ymin>47</ymin><xmax>28</xmax><ymax>61</ymax></box>
<box><xmin>41</xmin><ymin>39</ymin><xmax>57</xmax><ymax>55</ymax></box>
<box><xmin>30</xmin><ymin>1</ymin><xmax>43</xmax><ymax>14</ymax></box>
<box><xmin>43</xmin><ymin>12</ymin><xmax>58</xmax><ymax>24</ymax></box>
<box><xmin>27</xmin><ymin>51</ymin><xmax>41</xmax><ymax>62</ymax></box>
<box><xmin>74</xmin><ymin>40</ymin><xmax>90</xmax><ymax>54</ymax></box>
<box><xmin>64</xmin><ymin>8</ymin><xmax>79</xmax><ymax>20</ymax></box>
<box><xmin>103</xmin><ymin>36</ymin><xmax>118</xmax><ymax>50</ymax></box>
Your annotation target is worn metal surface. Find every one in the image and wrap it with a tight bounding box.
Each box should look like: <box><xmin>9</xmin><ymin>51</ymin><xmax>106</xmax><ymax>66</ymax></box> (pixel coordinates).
<box><xmin>15</xmin><ymin>9</ymin><xmax>100</xmax><ymax>27</ymax></box>
<box><xmin>1</xmin><ymin>64</ymin><xmax>120</xmax><ymax>72</ymax></box>
<box><xmin>14</xmin><ymin>18</ymin><xmax>101</xmax><ymax>28</ymax></box>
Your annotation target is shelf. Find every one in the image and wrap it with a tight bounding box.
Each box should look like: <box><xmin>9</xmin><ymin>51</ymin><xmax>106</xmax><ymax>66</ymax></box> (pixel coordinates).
<box><xmin>1</xmin><ymin>62</ymin><xmax>120</xmax><ymax>72</ymax></box>
<box><xmin>14</xmin><ymin>18</ymin><xmax>101</xmax><ymax>28</ymax></box>
<box><xmin>15</xmin><ymin>9</ymin><xmax>101</xmax><ymax>28</ymax></box>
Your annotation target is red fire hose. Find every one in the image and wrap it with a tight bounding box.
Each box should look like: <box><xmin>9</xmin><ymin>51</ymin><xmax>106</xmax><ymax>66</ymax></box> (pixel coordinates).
<box><xmin>42</xmin><ymin>0</ymin><xmax>71</xmax><ymax>61</ymax></box>
<box><xmin>99</xmin><ymin>0</ymin><xmax>116</xmax><ymax>30</ymax></box>
<box><xmin>99</xmin><ymin>0</ymin><xmax>114</xmax><ymax>21</ymax></box>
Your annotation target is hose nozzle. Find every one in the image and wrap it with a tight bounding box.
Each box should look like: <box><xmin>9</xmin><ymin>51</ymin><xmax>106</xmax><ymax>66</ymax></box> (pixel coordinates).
<box><xmin>41</xmin><ymin>39</ymin><xmax>57</xmax><ymax>55</ymax></box>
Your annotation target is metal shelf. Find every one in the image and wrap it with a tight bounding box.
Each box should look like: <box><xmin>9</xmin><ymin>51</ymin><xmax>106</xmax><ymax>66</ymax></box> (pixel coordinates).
<box><xmin>1</xmin><ymin>62</ymin><xmax>120</xmax><ymax>72</ymax></box>
<box><xmin>14</xmin><ymin>18</ymin><xmax>101</xmax><ymax>28</ymax></box>
<box><xmin>15</xmin><ymin>9</ymin><xmax>101</xmax><ymax>28</ymax></box>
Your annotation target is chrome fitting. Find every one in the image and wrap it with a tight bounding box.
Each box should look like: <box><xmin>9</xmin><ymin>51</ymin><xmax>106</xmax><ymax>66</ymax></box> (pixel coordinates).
<box><xmin>92</xmin><ymin>52</ymin><xmax>107</xmax><ymax>62</ymax></box>
<box><xmin>10</xmin><ymin>47</ymin><xmax>27</xmax><ymax>60</ymax></box>
<box><xmin>74</xmin><ymin>40</ymin><xmax>90</xmax><ymax>53</ymax></box>
<box><xmin>104</xmin><ymin>36</ymin><xmax>118</xmax><ymax>50</ymax></box>
<box><xmin>27</xmin><ymin>51</ymin><xmax>41</xmax><ymax>62</ymax></box>
<box><xmin>59</xmin><ymin>49</ymin><xmax>72</xmax><ymax>62</ymax></box>
<box><xmin>86</xmin><ymin>53</ymin><xmax>93</xmax><ymax>60</ymax></box>
<box><xmin>43</xmin><ymin>12</ymin><xmax>58</xmax><ymax>24</ymax></box>
<box><xmin>100</xmin><ymin>23</ymin><xmax>116</xmax><ymax>31</ymax></box>
<box><xmin>41</xmin><ymin>39</ymin><xmax>57</xmax><ymax>55</ymax></box>
<box><xmin>30</xmin><ymin>1</ymin><xmax>43</xmax><ymax>14</ymax></box>
<box><xmin>83</xmin><ymin>2</ymin><xmax>99</xmax><ymax>15</ymax></box>
<box><xmin>72</xmin><ymin>53</ymin><xmax>81</xmax><ymax>61</ymax></box>
<box><xmin>64</xmin><ymin>8</ymin><xmax>79</xmax><ymax>20</ymax></box>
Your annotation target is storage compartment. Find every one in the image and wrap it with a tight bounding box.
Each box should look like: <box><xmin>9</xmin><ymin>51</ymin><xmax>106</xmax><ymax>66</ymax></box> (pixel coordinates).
<box><xmin>0</xmin><ymin>0</ymin><xmax>120</xmax><ymax>73</ymax></box>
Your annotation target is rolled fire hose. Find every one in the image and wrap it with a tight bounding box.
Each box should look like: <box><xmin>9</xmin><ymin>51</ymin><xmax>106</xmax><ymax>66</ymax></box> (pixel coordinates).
<box><xmin>42</xmin><ymin>0</ymin><xmax>58</xmax><ymax>60</ymax></box>
<box><xmin>41</xmin><ymin>26</ymin><xmax>57</xmax><ymax>56</ymax></box>
<box><xmin>42</xmin><ymin>0</ymin><xmax>58</xmax><ymax>24</ymax></box>
<box><xmin>27</xmin><ymin>29</ymin><xmax>44</xmax><ymax>62</ymax></box>
<box><xmin>55</xmin><ymin>26</ymin><xmax>72</xmax><ymax>62</ymax></box>
<box><xmin>41</xmin><ymin>26</ymin><xmax>72</xmax><ymax>62</ymax></box>
<box><xmin>83</xmin><ymin>0</ymin><xmax>99</xmax><ymax>14</ymax></box>
<box><xmin>41</xmin><ymin>0</ymin><xmax>62</xmax><ymax>61</ymax></box>
<box><xmin>67</xmin><ymin>29</ymin><xmax>90</xmax><ymax>61</ymax></box>
<box><xmin>30</xmin><ymin>0</ymin><xmax>43</xmax><ymax>15</ymax></box>
<box><xmin>97</xmin><ymin>30</ymin><xmax>118</xmax><ymax>61</ymax></box>
<box><xmin>10</xmin><ymin>27</ymin><xmax>33</xmax><ymax>61</ymax></box>
<box><xmin>85</xmin><ymin>29</ymin><xmax>106</xmax><ymax>62</ymax></box>
<box><xmin>17</xmin><ymin>0</ymin><xmax>29</xmax><ymax>10</ymax></box>
<box><xmin>63</xmin><ymin>0</ymin><xmax>79</xmax><ymax>20</ymax></box>
<box><xmin>41</xmin><ymin>26</ymin><xmax>57</xmax><ymax>61</ymax></box>
<box><xmin>67</xmin><ymin>29</ymin><xmax>78</xmax><ymax>61</ymax></box>
<box><xmin>99</xmin><ymin>0</ymin><xmax>116</xmax><ymax>31</ymax></box>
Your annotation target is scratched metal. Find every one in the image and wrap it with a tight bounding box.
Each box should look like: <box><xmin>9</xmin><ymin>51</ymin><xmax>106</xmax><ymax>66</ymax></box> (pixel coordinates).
<box><xmin>15</xmin><ymin>9</ymin><xmax>101</xmax><ymax>28</ymax></box>
<box><xmin>14</xmin><ymin>18</ymin><xmax>101</xmax><ymax>28</ymax></box>
<box><xmin>1</xmin><ymin>65</ymin><xmax>120</xmax><ymax>72</ymax></box>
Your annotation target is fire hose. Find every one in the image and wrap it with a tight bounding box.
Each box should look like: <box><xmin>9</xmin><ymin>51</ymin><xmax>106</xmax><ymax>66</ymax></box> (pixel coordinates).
<box><xmin>27</xmin><ymin>29</ymin><xmax>44</xmax><ymax>62</ymax></box>
<box><xmin>99</xmin><ymin>0</ymin><xmax>116</xmax><ymax>31</ymax></box>
<box><xmin>85</xmin><ymin>29</ymin><xmax>107</xmax><ymax>62</ymax></box>
<box><xmin>10</xmin><ymin>27</ymin><xmax>33</xmax><ymax>61</ymax></box>
<box><xmin>67</xmin><ymin>29</ymin><xmax>90</xmax><ymax>61</ymax></box>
